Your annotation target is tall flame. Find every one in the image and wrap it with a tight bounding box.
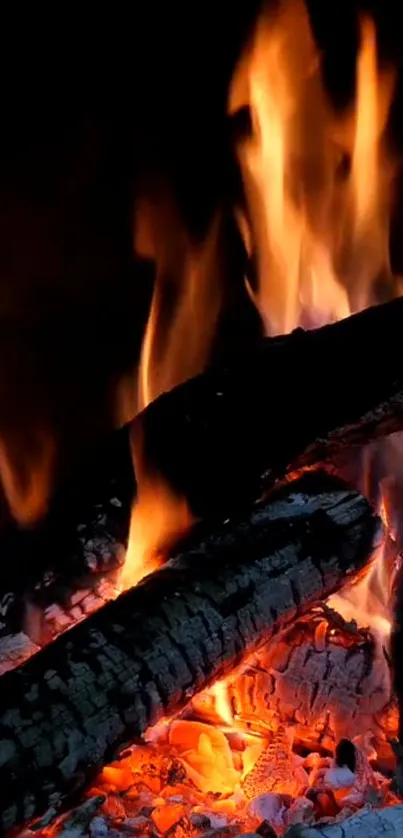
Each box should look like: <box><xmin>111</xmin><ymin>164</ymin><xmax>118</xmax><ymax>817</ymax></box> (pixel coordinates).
<box><xmin>229</xmin><ymin>0</ymin><xmax>395</xmax><ymax>332</ymax></box>
<box><xmin>119</xmin><ymin>195</ymin><xmax>222</xmax><ymax>591</ymax></box>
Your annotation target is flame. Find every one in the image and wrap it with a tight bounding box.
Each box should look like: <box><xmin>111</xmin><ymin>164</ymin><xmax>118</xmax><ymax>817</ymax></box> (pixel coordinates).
<box><xmin>118</xmin><ymin>196</ymin><xmax>222</xmax><ymax>591</ymax></box>
<box><xmin>229</xmin><ymin>0</ymin><xmax>395</xmax><ymax>332</ymax></box>
<box><xmin>229</xmin><ymin>0</ymin><xmax>397</xmax><ymax>644</ymax></box>
<box><xmin>328</xmin><ymin>486</ymin><xmax>397</xmax><ymax>646</ymax></box>
<box><xmin>0</xmin><ymin>430</ymin><xmax>55</xmax><ymax>525</ymax></box>
<box><xmin>336</xmin><ymin>16</ymin><xmax>395</xmax><ymax>310</ymax></box>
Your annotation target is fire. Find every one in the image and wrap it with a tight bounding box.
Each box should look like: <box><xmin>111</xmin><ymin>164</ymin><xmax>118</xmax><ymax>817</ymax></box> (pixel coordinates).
<box><xmin>0</xmin><ymin>429</ymin><xmax>55</xmax><ymax>525</ymax></box>
<box><xmin>118</xmin><ymin>196</ymin><xmax>223</xmax><ymax>590</ymax></box>
<box><xmin>78</xmin><ymin>3</ymin><xmax>402</xmax><ymax>832</ymax></box>
<box><xmin>229</xmin><ymin>0</ymin><xmax>396</xmax><ymax>328</ymax></box>
<box><xmin>116</xmin><ymin>0</ymin><xmax>400</xmax><ymax>656</ymax></box>
<box><xmin>328</xmin><ymin>491</ymin><xmax>396</xmax><ymax>645</ymax></box>
<box><xmin>119</xmin><ymin>0</ymin><xmax>398</xmax><ymax>612</ymax></box>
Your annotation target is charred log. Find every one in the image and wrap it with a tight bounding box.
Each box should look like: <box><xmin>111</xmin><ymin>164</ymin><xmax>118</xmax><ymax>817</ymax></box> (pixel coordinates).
<box><xmin>0</xmin><ymin>473</ymin><xmax>379</xmax><ymax>834</ymax></box>
<box><xmin>283</xmin><ymin>804</ymin><xmax>403</xmax><ymax>837</ymax></box>
<box><xmin>134</xmin><ymin>296</ymin><xmax>403</xmax><ymax>520</ymax></box>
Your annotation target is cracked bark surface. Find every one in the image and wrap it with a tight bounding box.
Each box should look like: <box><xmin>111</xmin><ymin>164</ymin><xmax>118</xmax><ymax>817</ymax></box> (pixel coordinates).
<box><xmin>134</xmin><ymin>296</ymin><xmax>403</xmax><ymax>520</ymax></box>
<box><xmin>284</xmin><ymin>803</ymin><xmax>403</xmax><ymax>836</ymax></box>
<box><xmin>0</xmin><ymin>473</ymin><xmax>380</xmax><ymax>834</ymax></box>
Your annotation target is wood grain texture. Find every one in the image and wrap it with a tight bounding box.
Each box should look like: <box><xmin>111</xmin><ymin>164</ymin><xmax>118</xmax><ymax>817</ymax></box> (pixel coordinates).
<box><xmin>0</xmin><ymin>473</ymin><xmax>380</xmax><ymax>834</ymax></box>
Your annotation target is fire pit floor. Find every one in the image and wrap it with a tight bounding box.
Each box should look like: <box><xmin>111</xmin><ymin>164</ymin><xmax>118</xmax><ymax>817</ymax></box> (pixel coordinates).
<box><xmin>20</xmin><ymin>604</ymin><xmax>399</xmax><ymax>838</ymax></box>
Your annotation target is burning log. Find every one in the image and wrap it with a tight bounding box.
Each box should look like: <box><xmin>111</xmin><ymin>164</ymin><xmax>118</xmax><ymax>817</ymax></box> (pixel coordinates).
<box><xmin>135</xmin><ymin>296</ymin><xmax>403</xmax><ymax>519</ymax></box>
<box><xmin>0</xmin><ymin>473</ymin><xmax>379</xmax><ymax>834</ymax></box>
<box><xmin>283</xmin><ymin>804</ymin><xmax>403</xmax><ymax>837</ymax></box>
<box><xmin>192</xmin><ymin>604</ymin><xmax>396</xmax><ymax>759</ymax></box>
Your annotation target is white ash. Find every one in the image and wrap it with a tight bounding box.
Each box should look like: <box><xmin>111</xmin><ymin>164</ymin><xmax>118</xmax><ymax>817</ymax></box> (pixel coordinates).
<box><xmin>248</xmin><ymin>793</ymin><xmax>286</xmax><ymax>826</ymax></box>
<box><xmin>89</xmin><ymin>816</ymin><xmax>108</xmax><ymax>837</ymax></box>
<box><xmin>324</xmin><ymin>766</ymin><xmax>356</xmax><ymax>789</ymax></box>
<box><xmin>285</xmin><ymin>797</ymin><xmax>315</xmax><ymax>826</ymax></box>
<box><xmin>0</xmin><ymin>632</ymin><xmax>40</xmax><ymax>674</ymax></box>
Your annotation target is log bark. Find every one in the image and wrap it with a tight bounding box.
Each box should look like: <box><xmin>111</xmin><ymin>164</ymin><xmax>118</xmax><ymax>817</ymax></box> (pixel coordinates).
<box><xmin>0</xmin><ymin>473</ymin><xmax>380</xmax><ymax>834</ymax></box>
<box><xmin>283</xmin><ymin>804</ymin><xmax>403</xmax><ymax>837</ymax></box>
<box><xmin>134</xmin><ymin>296</ymin><xmax>403</xmax><ymax>519</ymax></box>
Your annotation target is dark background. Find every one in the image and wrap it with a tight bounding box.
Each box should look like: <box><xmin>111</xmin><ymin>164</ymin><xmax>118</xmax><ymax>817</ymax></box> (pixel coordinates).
<box><xmin>0</xmin><ymin>0</ymin><xmax>402</xmax><ymax>516</ymax></box>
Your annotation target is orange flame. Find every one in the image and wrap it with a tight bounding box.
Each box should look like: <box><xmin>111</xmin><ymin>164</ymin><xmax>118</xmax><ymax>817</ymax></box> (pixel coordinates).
<box><xmin>64</xmin><ymin>9</ymin><xmax>402</xmax><ymax>830</ymax></box>
<box><xmin>229</xmin><ymin>0</ymin><xmax>395</xmax><ymax>331</ymax></box>
<box><xmin>0</xmin><ymin>430</ymin><xmax>55</xmax><ymax>525</ymax></box>
<box><xmin>119</xmin><ymin>196</ymin><xmax>222</xmax><ymax>591</ymax></box>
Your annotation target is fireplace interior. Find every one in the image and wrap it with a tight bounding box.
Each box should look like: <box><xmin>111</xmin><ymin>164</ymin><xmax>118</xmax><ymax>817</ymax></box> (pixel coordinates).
<box><xmin>3</xmin><ymin>0</ymin><xmax>403</xmax><ymax>836</ymax></box>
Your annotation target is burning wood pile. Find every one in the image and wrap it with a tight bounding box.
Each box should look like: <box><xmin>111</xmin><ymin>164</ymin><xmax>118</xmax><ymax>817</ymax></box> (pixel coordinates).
<box><xmin>4</xmin><ymin>0</ymin><xmax>403</xmax><ymax>836</ymax></box>
<box><xmin>0</xmin><ymin>468</ymin><xmax>398</xmax><ymax>838</ymax></box>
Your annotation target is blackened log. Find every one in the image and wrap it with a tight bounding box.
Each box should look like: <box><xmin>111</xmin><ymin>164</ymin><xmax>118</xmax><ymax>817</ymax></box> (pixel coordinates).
<box><xmin>134</xmin><ymin>296</ymin><xmax>403</xmax><ymax>520</ymax></box>
<box><xmin>0</xmin><ymin>473</ymin><xmax>380</xmax><ymax>834</ymax></box>
<box><xmin>0</xmin><ymin>424</ymin><xmax>133</xmax><ymax>643</ymax></box>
